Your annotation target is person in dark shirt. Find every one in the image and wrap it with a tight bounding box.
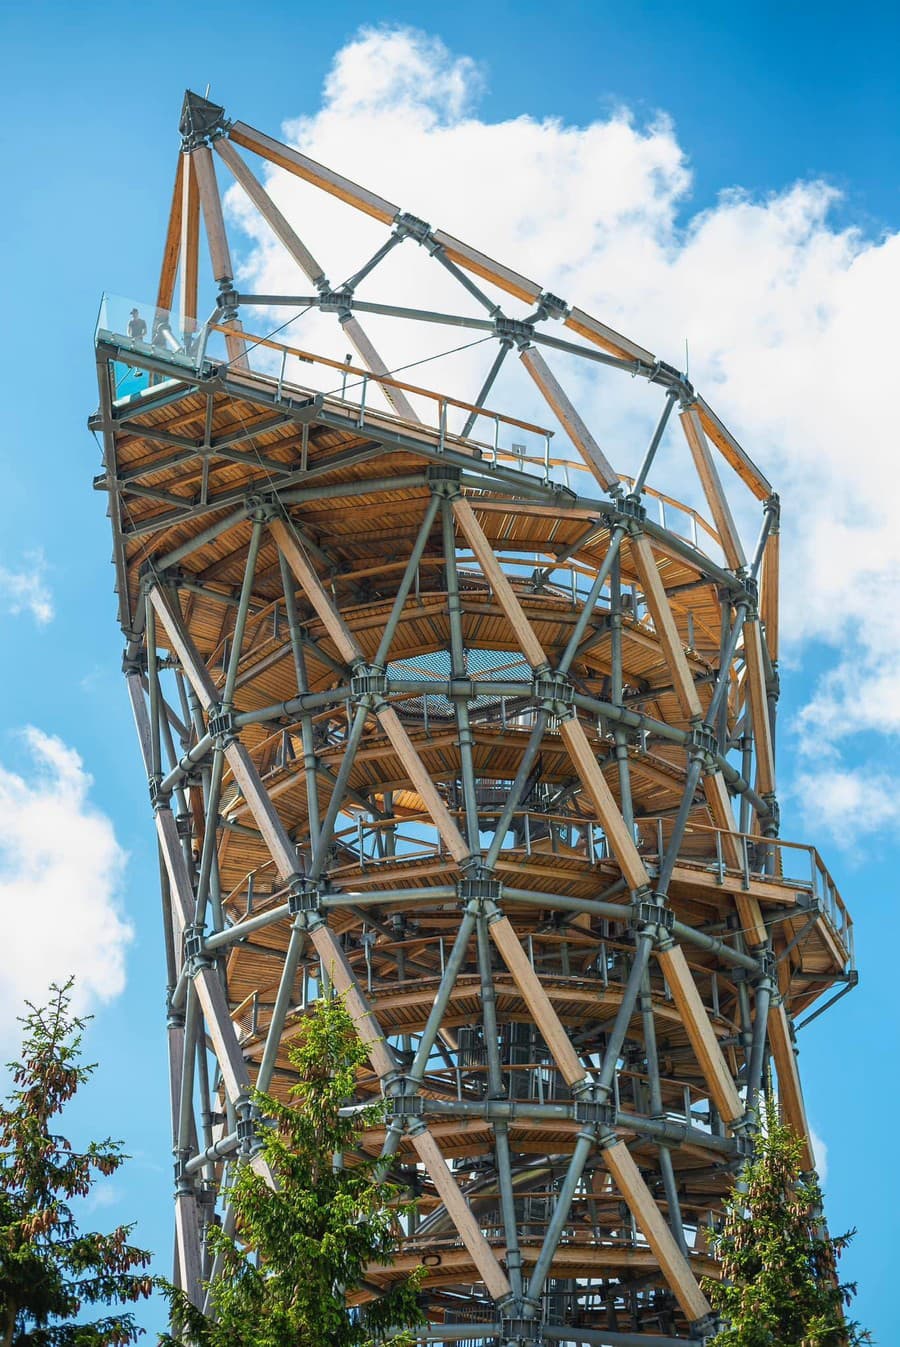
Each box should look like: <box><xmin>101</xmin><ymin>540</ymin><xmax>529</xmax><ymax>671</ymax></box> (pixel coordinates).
<box><xmin>128</xmin><ymin>308</ymin><xmax>147</xmax><ymax>341</ymax></box>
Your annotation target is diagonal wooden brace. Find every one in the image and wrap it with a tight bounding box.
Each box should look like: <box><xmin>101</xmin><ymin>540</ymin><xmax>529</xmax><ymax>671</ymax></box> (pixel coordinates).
<box><xmin>629</xmin><ymin>531</ymin><xmax>702</xmax><ymax>721</ymax></box>
<box><xmin>602</xmin><ymin>1138</ymin><xmax>711</xmax><ymax>1323</ymax></box>
<box><xmin>680</xmin><ymin>407</ymin><xmax>746</xmax><ymax>571</ymax></box>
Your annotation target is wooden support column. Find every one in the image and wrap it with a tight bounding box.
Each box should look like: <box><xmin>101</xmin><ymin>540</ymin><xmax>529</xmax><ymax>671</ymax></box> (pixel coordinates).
<box><xmin>340</xmin><ymin>316</ymin><xmax>420</xmax><ymax>423</ymax></box>
<box><xmin>558</xmin><ymin>717</ymin><xmax>651</xmax><ymax>891</ymax></box>
<box><xmin>158</xmin><ymin>155</ymin><xmax>184</xmax><ymax>314</ymax></box>
<box><xmin>191</xmin><ymin>143</ymin><xmax>249</xmax><ymax>368</ymax></box>
<box><xmin>630</xmin><ymin>532</ymin><xmax>702</xmax><ymax>721</ymax></box>
<box><xmin>410</xmin><ymin>1127</ymin><xmax>513</xmax><ymax>1302</ymax></box>
<box><xmin>680</xmin><ymin>407</ymin><xmax>746</xmax><ymax>571</ymax></box>
<box><xmin>488</xmin><ymin>913</ymin><xmax>587</xmax><ymax>1087</ymax></box>
<box><xmin>767</xmin><ymin>1001</ymin><xmax>814</xmax><ymax>1171</ymax></box>
<box><xmin>656</xmin><ymin>942</ymin><xmax>743</xmax><ymax>1127</ymax></box>
<box><xmin>761</xmin><ymin>530</ymin><xmax>780</xmax><ymax>664</ymax></box>
<box><xmin>602</xmin><ymin>1140</ymin><xmax>711</xmax><ymax>1323</ymax></box>
<box><xmin>179</xmin><ymin>152</ymin><xmax>199</xmax><ymax>338</ymax></box>
<box><xmin>213</xmin><ymin>137</ymin><xmax>327</xmax><ymax>286</ymax></box>
<box><xmin>742</xmin><ymin>617</ymin><xmax>776</xmax><ymax>796</ymax></box>
<box><xmin>520</xmin><ymin>346</ymin><xmax>619</xmax><ymax>491</ymax></box>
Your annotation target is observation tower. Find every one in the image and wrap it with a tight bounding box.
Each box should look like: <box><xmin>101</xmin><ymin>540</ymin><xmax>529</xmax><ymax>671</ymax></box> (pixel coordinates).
<box><xmin>91</xmin><ymin>92</ymin><xmax>857</xmax><ymax>1345</ymax></box>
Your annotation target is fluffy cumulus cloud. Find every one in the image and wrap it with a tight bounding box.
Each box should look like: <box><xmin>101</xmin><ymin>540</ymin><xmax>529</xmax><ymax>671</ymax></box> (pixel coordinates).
<box><xmin>0</xmin><ymin>551</ymin><xmax>53</xmax><ymax>625</ymax></box>
<box><xmin>0</xmin><ymin>729</ymin><xmax>131</xmax><ymax>1037</ymax></box>
<box><xmin>222</xmin><ymin>25</ymin><xmax>900</xmax><ymax>845</ymax></box>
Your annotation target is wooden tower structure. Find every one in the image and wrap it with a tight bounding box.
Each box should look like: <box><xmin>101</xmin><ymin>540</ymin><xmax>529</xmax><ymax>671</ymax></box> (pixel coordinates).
<box><xmin>91</xmin><ymin>92</ymin><xmax>857</xmax><ymax>1345</ymax></box>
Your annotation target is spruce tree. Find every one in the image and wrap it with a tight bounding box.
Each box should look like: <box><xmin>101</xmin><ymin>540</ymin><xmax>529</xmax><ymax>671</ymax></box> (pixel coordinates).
<box><xmin>163</xmin><ymin>994</ymin><xmax>423</xmax><ymax>1347</ymax></box>
<box><xmin>704</xmin><ymin>1097</ymin><xmax>869</xmax><ymax>1346</ymax></box>
<box><xmin>0</xmin><ymin>980</ymin><xmax>154</xmax><ymax>1347</ymax></box>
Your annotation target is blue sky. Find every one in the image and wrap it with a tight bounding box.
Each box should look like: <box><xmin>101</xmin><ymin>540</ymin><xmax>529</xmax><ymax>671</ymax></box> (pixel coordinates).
<box><xmin>1</xmin><ymin>2</ymin><xmax>897</xmax><ymax>1338</ymax></box>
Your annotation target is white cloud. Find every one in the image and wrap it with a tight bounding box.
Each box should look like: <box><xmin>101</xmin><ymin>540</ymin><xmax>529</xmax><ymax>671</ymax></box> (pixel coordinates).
<box><xmin>0</xmin><ymin>729</ymin><xmax>131</xmax><ymax>1038</ymax></box>
<box><xmin>222</xmin><ymin>25</ymin><xmax>900</xmax><ymax>845</ymax></box>
<box><xmin>811</xmin><ymin>1127</ymin><xmax>829</xmax><ymax>1183</ymax></box>
<box><xmin>0</xmin><ymin>551</ymin><xmax>53</xmax><ymax>625</ymax></box>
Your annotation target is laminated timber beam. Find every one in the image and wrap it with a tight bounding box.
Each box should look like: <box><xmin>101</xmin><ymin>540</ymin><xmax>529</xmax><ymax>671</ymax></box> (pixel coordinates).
<box><xmin>157</xmin><ymin>155</ymin><xmax>184</xmax><ymax>314</ymax></box>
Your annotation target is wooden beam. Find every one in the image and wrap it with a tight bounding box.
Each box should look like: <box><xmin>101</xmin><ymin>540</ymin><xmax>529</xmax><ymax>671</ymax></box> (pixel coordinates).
<box><xmin>410</xmin><ymin>1127</ymin><xmax>513</xmax><ymax>1301</ymax></box>
<box><xmin>269</xmin><ymin>518</ymin><xmax>360</xmax><ymax>664</ymax></box>
<box><xmin>558</xmin><ymin>717</ymin><xmax>651</xmax><ymax>891</ymax></box>
<box><xmin>603</xmin><ymin>1139</ymin><xmax>711</xmax><ymax>1322</ymax></box>
<box><xmin>767</xmin><ymin>1001</ymin><xmax>815</xmax><ymax>1171</ymax></box>
<box><xmin>520</xmin><ymin>346</ymin><xmax>619</xmax><ymax>491</ymax></box>
<box><xmin>563</xmin><ymin>308</ymin><xmax>656</xmax><ymax>364</ymax></box>
<box><xmin>742</xmin><ymin>618</ymin><xmax>776</xmax><ymax>796</ymax></box>
<box><xmin>213</xmin><ymin>136</ymin><xmax>327</xmax><ymax>286</ymax></box>
<box><xmin>192</xmin><ymin>144</ymin><xmax>234</xmax><ymax>283</ymax></box>
<box><xmin>451</xmin><ymin>496</ymin><xmax>547</xmax><ymax>668</ymax></box>
<box><xmin>695</xmin><ymin>395</ymin><xmax>772</xmax><ymax>502</ymax></box>
<box><xmin>228</xmin><ymin>120</ymin><xmax>399</xmax><ymax>225</ymax></box>
<box><xmin>760</xmin><ymin>529</ymin><xmax>779</xmax><ymax>664</ymax></box>
<box><xmin>191</xmin><ymin>143</ymin><xmax>250</xmax><ymax>369</ymax></box>
<box><xmin>158</xmin><ymin>155</ymin><xmax>184</xmax><ymax>314</ymax></box>
<box><xmin>341</xmin><ymin>316</ymin><xmax>421</xmax><ymax>423</ymax></box>
<box><xmin>488</xmin><ymin>913</ymin><xmax>587</xmax><ymax>1087</ymax></box>
<box><xmin>680</xmin><ymin>408</ymin><xmax>746</xmax><ymax>571</ymax></box>
<box><xmin>179</xmin><ymin>152</ymin><xmax>200</xmax><ymax>336</ymax></box>
<box><xmin>630</xmin><ymin>532</ymin><xmax>702</xmax><ymax>720</ymax></box>
<box><xmin>432</xmin><ymin>229</ymin><xmax>541</xmax><ymax>305</ymax></box>
<box><xmin>656</xmin><ymin>942</ymin><xmax>743</xmax><ymax>1127</ymax></box>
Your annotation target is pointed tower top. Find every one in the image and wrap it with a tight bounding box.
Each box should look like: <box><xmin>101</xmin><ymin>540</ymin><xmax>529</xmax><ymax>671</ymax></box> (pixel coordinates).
<box><xmin>180</xmin><ymin>90</ymin><xmax>228</xmax><ymax>149</ymax></box>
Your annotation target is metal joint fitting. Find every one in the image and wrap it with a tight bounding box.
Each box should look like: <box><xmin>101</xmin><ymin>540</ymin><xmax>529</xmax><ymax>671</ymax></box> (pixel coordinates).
<box><xmin>390</xmin><ymin>1092</ymin><xmax>425</xmax><ymax>1124</ymax></box>
<box><xmin>236</xmin><ymin>1113</ymin><xmax>258</xmax><ymax>1152</ymax></box>
<box><xmin>425</xmin><ymin>462</ymin><xmax>461</xmax><ymax>491</ymax></box>
<box><xmin>321</xmin><ymin>289</ymin><xmax>353</xmax><ymax>317</ymax></box>
<box><xmin>573</xmin><ymin>1098</ymin><xmax>616</xmax><ymax>1128</ymax></box>
<box><xmin>183</xmin><ymin>924</ymin><xmax>210</xmax><ymax>977</ymax></box>
<box><xmin>533</xmin><ymin>670</ymin><xmax>575</xmax><ymax>725</ymax></box>
<box><xmin>494</xmin><ymin>316</ymin><xmax>535</xmax><ymax>348</ymax></box>
<box><xmin>174</xmin><ymin>812</ymin><xmax>194</xmax><ymax>840</ymax></box>
<box><xmin>764</xmin><ymin>491</ymin><xmax>781</xmax><ymax>532</ymax></box>
<box><xmin>616</xmin><ymin>493</ymin><xmax>647</xmax><ymax>529</ymax></box>
<box><xmin>179</xmin><ymin>91</ymin><xmax>231</xmax><ymax>151</ymax></box>
<box><xmin>536</xmin><ymin>290</ymin><xmax>568</xmax><ymax>321</ymax></box>
<box><xmin>689</xmin><ymin>1312</ymin><xmax>722</xmax><ymax>1342</ymax></box>
<box><xmin>173</xmin><ymin>1152</ymin><xmax>193</xmax><ymax>1191</ymax></box>
<box><xmin>121</xmin><ymin>648</ymin><xmax>147</xmax><ymax>676</ymax></box>
<box><xmin>499</xmin><ymin>1317</ymin><xmax>543</xmax><ymax>1345</ymax></box>
<box><xmin>349</xmin><ymin>663</ymin><xmax>388</xmax><ymax>701</ymax></box>
<box><xmin>761</xmin><ymin>793</ymin><xmax>780</xmax><ymax>834</ymax></box>
<box><xmin>393</xmin><ymin>211</ymin><xmax>433</xmax><ymax>245</ymax></box>
<box><xmin>457</xmin><ymin>871</ymin><xmax>503</xmax><ymax>911</ymax></box>
<box><xmin>148</xmin><ymin>774</ymin><xmax>169</xmax><ymax>810</ymax></box>
<box><xmin>207</xmin><ymin>705</ymin><xmax>236</xmax><ymax>745</ymax></box>
<box><xmin>287</xmin><ymin>875</ymin><xmax>321</xmax><ymax>917</ymax></box>
<box><xmin>216</xmin><ymin>286</ymin><xmax>240</xmax><ymax>321</ymax></box>
<box><xmin>688</xmin><ymin>723</ymin><xmax>718</xmax><ymax>772</ymax></box>
<box><xmin>754</xmin><ymin>948</ymin><xmax>777</xmax><ymax>986</ymax></box>
<box><xmin>631</xmin><ymin>897</ymin><xmax>675</xmax><ymax>950</ymax></box>
<box><xmin>737</xmin><ymin>574</ymin><xmax>759</xmax><ymax>619</ymax></box>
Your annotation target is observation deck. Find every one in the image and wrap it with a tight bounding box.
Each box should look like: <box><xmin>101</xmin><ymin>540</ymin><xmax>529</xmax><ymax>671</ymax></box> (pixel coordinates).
<box><xmin>93</xmin><ymin>90</ymin><xmax>856</xmax><ymax>1347</ymax></box>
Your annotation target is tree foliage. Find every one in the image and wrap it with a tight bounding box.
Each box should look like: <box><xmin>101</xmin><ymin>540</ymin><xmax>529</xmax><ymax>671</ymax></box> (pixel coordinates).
<box><xmin>704</xmin><ymin>1097</ymin><xmax>870</xmax><ymax>1347</ymax></box>
<box><xmin>0</xmin><ymin>980</ymin><xmax>154</xmax><ymax>1347</ymax></box>
<box><xmin>163</xmin><ymin>994</ymin><xmax>423</xmax><ymax>1347</ymax></box>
